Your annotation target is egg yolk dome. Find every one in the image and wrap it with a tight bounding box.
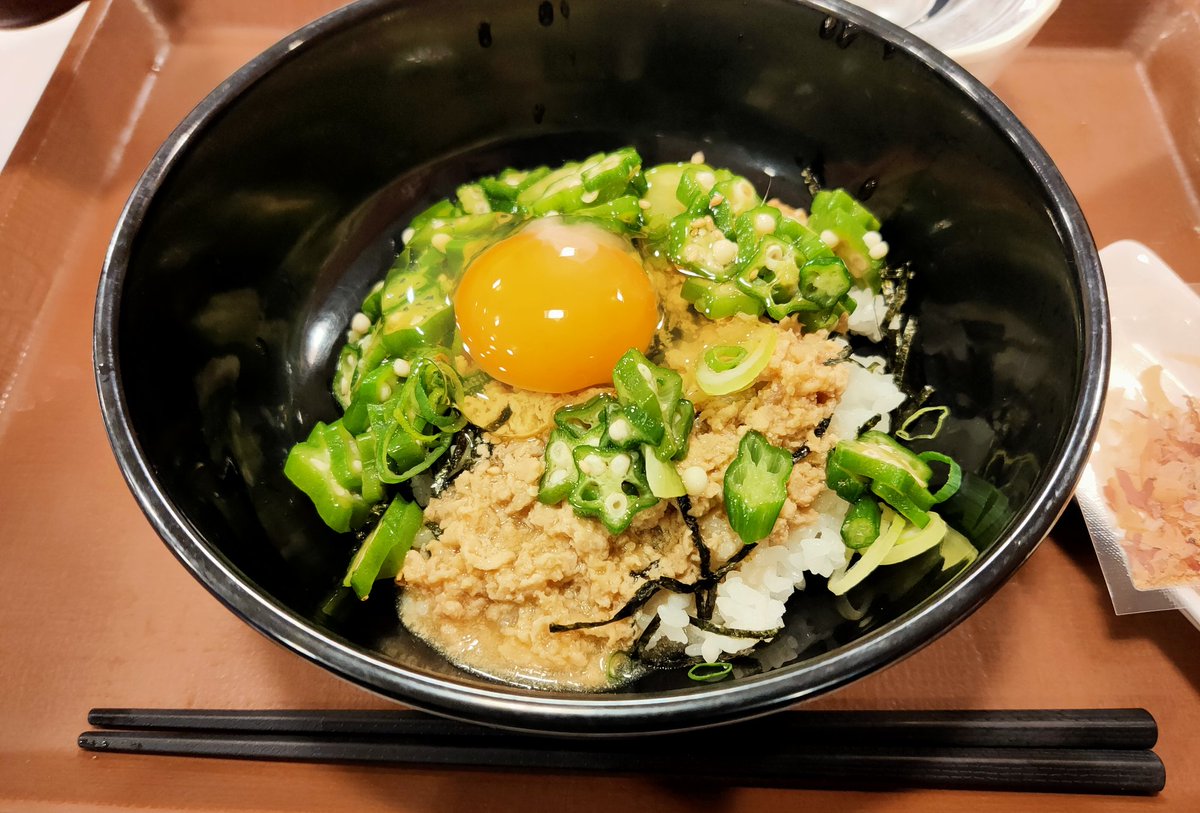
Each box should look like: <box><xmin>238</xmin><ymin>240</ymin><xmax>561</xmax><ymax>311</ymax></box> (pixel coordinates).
<box><xmin>453</xmin><ymin>219</ymin><xmax>659</xmax><ymax>393</ymax></box>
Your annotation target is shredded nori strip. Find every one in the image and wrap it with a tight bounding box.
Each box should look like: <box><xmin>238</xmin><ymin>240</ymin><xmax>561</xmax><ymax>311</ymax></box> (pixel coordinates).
<box><xmin>889</xmin><ymin>318</ymin><xmax>919</xmax><ymax>386</ymax></box>
<box><xmin>690</xmin><ymin>616</ymin><xmax>784</xmax><ymax>640</ymax></box>
<box><xmin>423</xmin><ymin>520</ymin><xmax>444</xmax><ymax>540</ymax></box>
<box><xmin>800</xmin><ymin>166</ymin><xmax>823</xmax><ymax>197</ymax></box>
<box><xmin>711</xmin><ymin>543</ymin><xmax>756</xmax><ymax>578</ymax></box>
<box><xmin>792</xmin><ymin>444</ymin><xmax>811</xmax><ymax>463</ymax></box>
<box><xmin>822</xmin><ymin>343</ymin><xmax>854</xmax><ymax>367</ymax></box>
<box><xmin>428</xmin><ymin>426</ymin><xmax>490</xmax><ymax>497</ymax></box>
<box><xmin>857</xmin><ymin>413</ymin><xmax>882</xmax><ymax>436</ymax></box>
<box><xmin>631</xmin><ymin>615</ymin><xmax>662</xmax><ymax>659</ymax></box>
<box><xmin>548</xmin><ymin>577</ymin><xmax>699</xmax><ymax>632</ymax></box>
<box><xmin>813</xmin><ymin>416</ymin><xmax>832</xmax><ymax>438</ymax></box>
<box><xmin>675</xmin><ymin>495</ymin><xmax>710</xmax><ymax>577</ymax></box>
<box><xmin>549</xmin><ymin>544</ymin><xmax>756</xmax><ymax>633</ymax></box>
<box><xmin>484</xmin><ymin>405</ymin><xmax>513</xmax><ymax>433</ymax></box>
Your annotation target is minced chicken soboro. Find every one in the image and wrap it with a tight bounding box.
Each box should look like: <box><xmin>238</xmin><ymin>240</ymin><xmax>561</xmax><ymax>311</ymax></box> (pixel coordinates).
<box><xmin>399</xmin><ymin>265</ymin><xmax>849</xmax><ymax>689</ymax></box>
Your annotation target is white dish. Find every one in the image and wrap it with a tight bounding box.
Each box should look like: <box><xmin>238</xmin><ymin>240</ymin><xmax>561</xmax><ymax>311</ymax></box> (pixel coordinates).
<box><xmin>0</xmin><ymin>3</ymin><xmax>89</xmax><ymax>173</ymax></box>
<box><xmin>849</xmin><ymin>0</ymin><xmax>1062</xmax><ymax>85</ymax></box>
<box><xmin>1077</xmin><ymin>240</ymin><xmax>1200</xmax><ymax>628</ymax></box>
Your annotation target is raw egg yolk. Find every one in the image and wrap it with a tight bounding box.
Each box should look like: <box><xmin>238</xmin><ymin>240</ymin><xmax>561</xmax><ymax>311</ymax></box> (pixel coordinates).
<box><xmin>454</xmin><ymin>219</ymin><xmax>659</xmax><ymax>393</ymax></box>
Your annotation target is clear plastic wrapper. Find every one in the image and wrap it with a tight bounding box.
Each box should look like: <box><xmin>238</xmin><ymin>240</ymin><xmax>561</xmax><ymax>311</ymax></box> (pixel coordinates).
<box><xmin>1078</xmin><ymin>241</ymin><xmax>1200</xmax><ymax>620</ymax></box>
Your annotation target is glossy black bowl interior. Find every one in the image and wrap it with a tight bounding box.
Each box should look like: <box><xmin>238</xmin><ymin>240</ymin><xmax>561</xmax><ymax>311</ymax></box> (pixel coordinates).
<box><xmin>95</xmin><ymin>0</ymin><xmax>1107</xmax><ymax>735</ymax></box>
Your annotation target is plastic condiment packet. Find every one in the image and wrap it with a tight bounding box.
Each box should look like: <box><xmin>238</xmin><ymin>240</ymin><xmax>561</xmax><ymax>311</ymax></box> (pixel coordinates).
<box><xmin>1076</xmin><ymin>241</ymin><xmax>1200</xmax><ymax>617</ymax></box>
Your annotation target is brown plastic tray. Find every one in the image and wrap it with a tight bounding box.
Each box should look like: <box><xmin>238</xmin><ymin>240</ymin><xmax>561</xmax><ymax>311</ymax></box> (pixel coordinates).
<box><xmin>1</xmin><ymin>0</ymin><xmax>1198</xmax><ymax>809</ymax></box>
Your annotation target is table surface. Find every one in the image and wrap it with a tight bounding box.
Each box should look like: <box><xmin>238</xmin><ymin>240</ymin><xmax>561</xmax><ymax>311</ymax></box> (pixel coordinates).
<box><xmin>1</xmin><ymin>1</ymin><xmax>1198</xmax><ymax>810</ymax></box>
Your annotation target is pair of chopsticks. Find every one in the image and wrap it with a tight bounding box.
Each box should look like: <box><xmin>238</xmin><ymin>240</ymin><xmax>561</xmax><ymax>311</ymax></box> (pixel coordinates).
<box><xmin>79</xmin><ymin>707</ymin><xmax>1164</xmax><ymax>795</ymax></box>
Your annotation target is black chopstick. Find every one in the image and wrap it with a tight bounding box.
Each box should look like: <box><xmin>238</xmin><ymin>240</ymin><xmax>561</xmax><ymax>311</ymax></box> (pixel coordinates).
<box><xmin>79</xmin><ymin>708</ymin><xmax>1166</xmax><ymax>795</ymax></box>
<box><xmin>86</xmin><ymin>707</ymin><xmax>1158</xmax><ymax>750</ymax></box>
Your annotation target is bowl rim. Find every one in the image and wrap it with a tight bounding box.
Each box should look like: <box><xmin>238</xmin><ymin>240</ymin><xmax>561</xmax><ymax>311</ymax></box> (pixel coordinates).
<box><xmin>92</xmin><ymin>0</ymin><xmax>1109</xmax><ymax>735</ymax></box>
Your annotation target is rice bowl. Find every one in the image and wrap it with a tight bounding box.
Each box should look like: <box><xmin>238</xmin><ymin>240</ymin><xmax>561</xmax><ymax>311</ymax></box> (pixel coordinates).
<box><xmin>93</xmin><ymin>0</ymin><xmax>1107</xmax><ymax>734</ymax></box>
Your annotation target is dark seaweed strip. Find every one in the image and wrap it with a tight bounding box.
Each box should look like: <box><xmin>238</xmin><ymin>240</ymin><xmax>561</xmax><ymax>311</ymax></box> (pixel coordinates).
<box><xmin>429</xmin><ymin>426</ymin><xmax>489</xmax><ymax>497</ymax></box>
<box><xmin>550</xmin><ymin>542</ymin><xmax>757</xmax><ymax>633</ymax></box>
<box><xmin>710</xmin><ymin>543</ymin><xmax>756</xmax><ymax>579</ymax></box>
<box><xmin>800</xmin><ymin>167</ymin><xmax>823</xmax><ymax>197</ymax></box>
<box><xmin>891</xmin><ymin>318</ymin><xmax>919</xmax><ymax>385</ymax></box>
<box><xmin>630</xmin><ymin>559</ymin><xmax>661</xmax><ymax>580</ymax></box>
<box><xmin>856</xmin><ymin>414</ymin><xmax>882</xmax><ymax>436</ymax></box>
<box><xmin>548</xmin><ymin>577</ymin><xmax>700</xmax><ymax>632</ymax></box>
<box><xmin>813</xmin><ymin>416</ymin><xmax>832</xmax><ymax>438</ymax></box>
<box><xmin>675</xmin><ymin>496</ymin><xmax>710</xmax><ymax>577</ymax></box>
<box><xmin>696</xmin><ymin>586</ymin><xmax>716</xmax><ymax>622</ymax></box>
<box><xmin>881</xmin><ymin>264</ymin><xmax>913</xmax><ymax>328</ymax></box>
<box><xmin>691</xmin><ymin>616</ymin><xmax>783</xmax><ymax>640</ymax></box>
<box><xmin>822</xmin><ymin>344</ymin><xmax>854</xmax><ymax>367</ymax></box>
<box><xmin>792</xmin><ymin>445</ymin><xmax>811</xmax><ymax>463</ymax></box>
<box><xmin>631</xmin><ymin>615</ymin><xmax>662</xmax><ymax>659</ymax></box>
<box><xmin>484</xmin><ymin>405</ymin><xmax>513</xmax><ymax>433</ymax></box>
<box><xmin>641</xmin><ymin>652</ymin><xmax>699</xmax><ymax>672</ymax></box>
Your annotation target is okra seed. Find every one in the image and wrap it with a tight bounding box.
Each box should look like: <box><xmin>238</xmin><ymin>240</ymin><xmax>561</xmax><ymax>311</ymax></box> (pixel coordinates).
<box><xmin>350</xmin><ymin>312</ymin><xmax>371</xmax><ymax>334</ymax></box>
<box><xmin>550</xmin><ymin>441</ymin><xmax>572</xmax><ymax>466</ymax></box>
<box><xmin>401</xmin><ymin>227</ymin><xmax>416</xmax><ymax>244</ymax></box>
<box><xmin>683</xmin><ymin>245</ymin><xmax>701</xmax><ymax>263</ymax></box>
<box><xmin>608</xmin><ymin>418</ymin><xmax>631</xmax><ymax>443</ymax></box>
<box><xmin>696</xmin><ymin>171</ymin><xmax>716</xmax><ymax>190</ymax></box>
<box><xmin>753</xmin><ymin>213</ymin><xmax>776</xmax><ymax>235</ymax></box>
<box><xmin>351</xmin><ymin>459</ymin><xmax>363</xmax><ymax>474</ymax></box>
<box><xmin>819</xmin><ymin>230</ymin><xmax>839</xmax><ymax>248</ymax></box>
<box><xmin>392</xmin><ymin>359</ymin><xmax>411</xmax><ymax>377</ymax></box>
<box><xmin>547</xmin><ymin>469</ymin><xmax>569</xmax><ymax>488</ymax></box>
<box><xmin>580</xmin><ymin>190</ymin><xmax>599</xmax><ymax>204</ymax></box>
<box><xmin>610</xmin><ymin>454</ymin><xmax>632</xmax><ymax>478</ymax></box>
<box><xmin>638</xmin><ymin>199</ymin><xmax>652</xmax><ymax>210</ymax></box>
<box><xmin>712</xmin><ymin>239</ymin><xmax>738</xmax><ymax>266</ymax></box>
<box><xmin>683</xmin><ymin>466</ymin><xmax>708</xmax><ymax>495</ymax></box>
<box><xmin>709</xmin><ymin>193</ymin><xmax>725</xmax><ymax>208</ymax></box>
<box><xmin>765</xmin><ymin>244</ymin><xmax>784</xmax><ymax>262</ymax></box>
<box><xmin>378</xmin><ymin>384</ymin><xmax>393</xmax><ymax>401</ymax></box>
<box><xmin>605</xmin><ymin>493</ymin><xmax>629</xmax><ymax>516</ymax></box>
<box><xmin>868</xmin><ymin>240</ymin><xmax>890</xmax><ymax>260</ymax></box>
<box><xmin>862</xmin><ymin>230</ymin><xmax>882</xmax><ymax>248</ymax></box>
<box><xmin>691</xmin><ymin>150</ymin><xmax>706</xmax><ymax>164</ymax></box>
<box><xmin>431</xmin><ymin>232</ymin><xmax>451</xmax><ymax>252</ymax></box>
<box><xmin>580</xmin><ymin>454</ymin><xmax>605</xmax><ymax>476</ymax></box>
<box><xmin>370</xmin><ymin>280</ymin><xmax>384</xmax><ymax>294</ymax></box>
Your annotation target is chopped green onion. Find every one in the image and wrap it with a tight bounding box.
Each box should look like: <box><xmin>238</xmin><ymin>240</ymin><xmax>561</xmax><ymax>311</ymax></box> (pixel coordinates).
<box><xmin>919</xmin><ymin>451</ymin><xmax>963</xmax><ymax>503</ymax></box>
<box><xmin>939</xmin><ymin>526</ymin><xmax>979</xmax><ymax>572</ymax></box>
<box><xmin>827</xmin><ymin>509</ymin><xmax>904</xmax><ymax>596</ymax></box>
<box><xmin>695</xmin><ymin>330</ymin><xmax>777</xmax><ymax>396</ymax></box>
<box><xmin>643</xmin><ymin>444</ymin><xmax>686</xmax><ymax>498</ymax></box>
<box><xmin>896</xmin><ymin>405</ymin><xmax>950</xmax><ymax>441</ymax></box>
<box><xmin>687</xmin><ymin>662</ymin><xmax>733</xmax><ymax>682</ymax></box>
<box><xmin>880</xmin><ymin>511</ymin><xmax>948</xmax><ymax>565</ymax></box>
<box><xmin>704</xmin><ymin>345</ymin><xmax>749</xmax><ymax>372</ymax></box>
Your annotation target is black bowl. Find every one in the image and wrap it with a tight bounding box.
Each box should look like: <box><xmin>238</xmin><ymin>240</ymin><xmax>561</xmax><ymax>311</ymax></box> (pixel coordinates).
<box><xmin>94</xmin><ymin>0</ymin><xmax>1107</xmax><ymax>735</ymax></box>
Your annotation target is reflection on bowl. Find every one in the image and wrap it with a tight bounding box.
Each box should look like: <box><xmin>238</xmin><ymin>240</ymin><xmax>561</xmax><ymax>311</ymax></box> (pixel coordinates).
<box><xmin>94</xmin><ymin>0</ymin><xmax>1106</xmax><ymax>735</ymax></box>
